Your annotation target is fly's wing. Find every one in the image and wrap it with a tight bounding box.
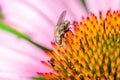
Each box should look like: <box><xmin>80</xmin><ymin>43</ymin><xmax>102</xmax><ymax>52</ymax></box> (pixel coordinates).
<box><xmin>56</xmin><ymin>10</ymin><xmax>66</xmax><ymax>26</ymax></box>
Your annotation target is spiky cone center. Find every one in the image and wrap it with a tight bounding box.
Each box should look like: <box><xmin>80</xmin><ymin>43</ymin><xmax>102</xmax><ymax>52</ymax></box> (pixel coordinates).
<box><xmin>38</xmin><ymin>10</ymin><xmax>120</xmax><ymax>80</ymax></box>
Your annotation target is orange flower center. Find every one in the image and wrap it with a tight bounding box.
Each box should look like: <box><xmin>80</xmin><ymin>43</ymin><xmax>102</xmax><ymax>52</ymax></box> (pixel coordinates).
<box><xmin>38</xmin><ymin>10</ymin><xmax>120</xmax><ymax>80</ymax></box>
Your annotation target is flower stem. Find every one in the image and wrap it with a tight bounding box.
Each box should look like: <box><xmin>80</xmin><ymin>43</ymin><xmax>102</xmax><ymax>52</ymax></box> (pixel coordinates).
<box><xmin>0</xmin><ymin>12</ymin><xmax>3</xmax><ymax>19</ymax></box>
<box><xmin>32</xmin><ymin>77</ymin><xmax>47</xmax><ymax>80</ymax></box>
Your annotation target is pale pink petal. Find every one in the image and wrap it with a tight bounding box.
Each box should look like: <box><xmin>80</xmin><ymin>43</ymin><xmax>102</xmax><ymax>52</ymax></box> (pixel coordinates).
<box><xmin>0</xmin><ymin>30</ymin><xmax>49</xmax><ymax>60</ymax></box>
<box><xmin>1</xmin><ymin>0</ymin><xmax>53</xmax><ymax>48</ymax></box>
<box><xmin>0</xmin><ymin>30</ymin><xmax>52</xmax><ymax>80</ymax></box>
<box><xmin>0</xmin><ymin>47</ymin><xmax>49</xmax><ymax>80</ymax></box>
<box><xmin>85</xmin><ymin>0</ymin><xmax>120</xmax><ymax>17</ymax></box>
<box><xmin>110</xmin><ymin>0</ymin><xmax>120</xmax><ymax>11</ymax></box>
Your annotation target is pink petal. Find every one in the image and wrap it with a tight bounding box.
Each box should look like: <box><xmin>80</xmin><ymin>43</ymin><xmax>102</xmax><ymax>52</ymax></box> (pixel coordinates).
<box><xmin>0</xmin><ymin>30</ymin><xmax>52</xmax><ymax>80</ymax></box>
<box><xmin>110</xmin><ymin>0</ymin><xmax>120</xmax><ymax>11</ymax></box>
<box><xmin>85</xmin><ymin>0</ymin><xmax>120</xmax><ymax>17</ymax></box>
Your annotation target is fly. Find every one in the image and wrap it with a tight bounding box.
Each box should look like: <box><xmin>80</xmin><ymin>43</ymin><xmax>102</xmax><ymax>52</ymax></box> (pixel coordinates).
<box><xmin>54</xmin><ymin>10</ymin><xmax>70</xmax><ymax>45</ymax></box>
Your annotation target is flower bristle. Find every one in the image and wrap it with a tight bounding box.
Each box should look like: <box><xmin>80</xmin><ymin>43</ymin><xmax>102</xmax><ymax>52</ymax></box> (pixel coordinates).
<box><xmin>38</xmin><ymin>10</ymin><xmax>120</xmax><ymax>80</ymax></box>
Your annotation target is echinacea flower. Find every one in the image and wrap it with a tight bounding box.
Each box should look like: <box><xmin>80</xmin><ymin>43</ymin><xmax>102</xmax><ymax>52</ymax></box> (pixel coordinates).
<box><xmin>39</xmin><ymin>10</ymin><xmax>120</xmax><ymax>80</ymax></box>
<box><xmin>1</xmin><ymin>0</ymin><xmax>120</xmax><ymax>80</ymax></box>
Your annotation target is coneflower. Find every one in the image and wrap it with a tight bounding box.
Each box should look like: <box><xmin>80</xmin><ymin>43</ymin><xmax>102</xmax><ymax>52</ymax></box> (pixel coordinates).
<box><xmin>38</xmin><ymin>10</ymin><xmax>120</xmax><ymax>80</ymax></box>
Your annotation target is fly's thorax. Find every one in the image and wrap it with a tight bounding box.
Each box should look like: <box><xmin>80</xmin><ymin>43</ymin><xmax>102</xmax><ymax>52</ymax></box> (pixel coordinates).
<box><xmin>63</xmin><ymin>20</ymin><xmax>70</xmax><ymax>28</ymax></box>
<box><xmin>58</xmin><ymin>20</ymin><xmax>70</xmax><ymax>33</ymax></box>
